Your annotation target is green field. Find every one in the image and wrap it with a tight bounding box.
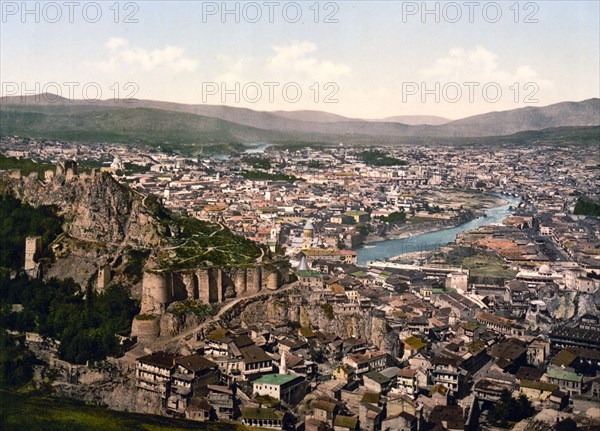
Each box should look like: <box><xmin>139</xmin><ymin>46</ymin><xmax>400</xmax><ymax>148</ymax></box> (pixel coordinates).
<box><xmin>459</xmin><ymin>253</ymin><xmax>518</xmax><ymax>279</ymax></box>
<box><xmin>0</xmin><ymin>391</ymin><xmax>249</xmax><ymax>431</ymax></box>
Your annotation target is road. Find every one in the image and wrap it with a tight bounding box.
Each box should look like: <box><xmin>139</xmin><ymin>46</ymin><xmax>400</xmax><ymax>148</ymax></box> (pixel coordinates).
<box><xmin>151</xmin><ymin>281</ymin><xmax>300</xmax><ymax>350</ymax></box>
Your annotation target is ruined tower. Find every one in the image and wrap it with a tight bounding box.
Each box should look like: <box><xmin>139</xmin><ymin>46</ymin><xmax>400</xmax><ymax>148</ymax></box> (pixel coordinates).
<box><xmin>140</xmin><ymin>271</ymin><xmax>169</xmax><ymax>315</ymax></box>
<box><xmin>24</xmin><ymin>236</ymin><xmax>42</xmax><ymax>273</ymax></box>
<box><xmin>97</xmin><ymin>265</ymin><xmax>112</xmax><ymax>293</ymax></box>
<box><xmin>57</xmin><ymin>160</ymin><xmax>78</xmax><ymax>181</ymax></box>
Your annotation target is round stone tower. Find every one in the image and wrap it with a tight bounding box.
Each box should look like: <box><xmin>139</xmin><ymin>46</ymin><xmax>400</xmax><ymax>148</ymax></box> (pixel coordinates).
<box><xmin>234</xmin><ymin>268</ymin><xmax>247</xmax><ymax>295</ymax></box>
<box><xmin>265</xmin><ymin>268</ymin><xmax>279</xmax><ymax>290</ymax></box>
<box><xmin>140</xmin><ymin>271</ymin><xmax>169</xmax><ymax>315</ymax></box>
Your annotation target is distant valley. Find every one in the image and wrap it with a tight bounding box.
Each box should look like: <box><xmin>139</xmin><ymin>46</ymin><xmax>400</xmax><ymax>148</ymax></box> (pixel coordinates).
<box><xmin>1</xmin><ymin>95</ymin><xmax>598</xmax><ymax>154</ymax></box>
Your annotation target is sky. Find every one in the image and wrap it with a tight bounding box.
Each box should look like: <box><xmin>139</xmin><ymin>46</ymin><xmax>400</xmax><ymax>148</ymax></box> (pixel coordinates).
<box><xmin>1</xmin><ymin>0</ymin><xmax>599</xmax><ymax>119</ymax></box>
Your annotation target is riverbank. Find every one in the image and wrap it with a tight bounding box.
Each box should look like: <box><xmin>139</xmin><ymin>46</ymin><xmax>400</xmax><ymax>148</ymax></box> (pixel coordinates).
<box><xmin>364</xmin><ymin>212</ymin><xmax>476</xmax><ymax>244</ymax></box>
<box><xmin>363</xmin><ymin>193</ymin><xmax>508</xmax><ymax>245</ymax></box>
<box><xmin>356</xmin><ymin>195</ymin><xmax>517</xmax><ymax>265</ymax></box>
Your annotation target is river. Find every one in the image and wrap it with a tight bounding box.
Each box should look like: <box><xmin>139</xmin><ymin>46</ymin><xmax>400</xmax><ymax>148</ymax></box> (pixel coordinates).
<box><xmin>212</xmin><ymin>142</ymin><xmax>271</xmax><ymax>160</ymax></box>
<box><xmin>356</xmin><ymin>196</ymin><xmax>520</xmax><ymax>265</ymax></box>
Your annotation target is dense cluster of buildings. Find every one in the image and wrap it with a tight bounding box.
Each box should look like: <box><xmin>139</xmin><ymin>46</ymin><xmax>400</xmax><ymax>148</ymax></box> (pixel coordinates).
<box><xmin>2</xmin><ymin>136</ymin><xmax>599</xmax><ymax>430</ymax></box>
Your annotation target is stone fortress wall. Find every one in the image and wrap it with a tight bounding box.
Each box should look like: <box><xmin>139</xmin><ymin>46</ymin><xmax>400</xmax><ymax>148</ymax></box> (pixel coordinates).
<box><xmin>11</xmin><ymin>159</ymin><xmax>292</xmax><ymax>340</ymax></box>
<box><xmin>140</xmin><ymin>262</ymin><xmax>290</xmax><ymax>316</ymax></box>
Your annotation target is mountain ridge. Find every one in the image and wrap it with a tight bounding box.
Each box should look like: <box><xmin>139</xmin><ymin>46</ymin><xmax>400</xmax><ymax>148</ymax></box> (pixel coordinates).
<box><xmin>1</xmin><ymin>95</ymin><xmax>598</xmax><ymax>149</ymax></box>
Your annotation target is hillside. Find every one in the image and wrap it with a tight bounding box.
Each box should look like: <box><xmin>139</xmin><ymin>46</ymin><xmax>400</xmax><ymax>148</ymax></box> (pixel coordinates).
<box><xmin>0</xmin><ymin>165</ymin><xmax>264</xmax><ymax>287</ymax></box>
<box><xmin>377</xmin><ymin>115</ymin><xmax>451</xmax><ymax>125</ymax></box>
<box><xmin>2</xmin><ymin>96</ymin><xmax>598</xmax><ymax>147</ymax></box>
<box><xmin>0</xmin><ymin>104</ymin><xmax>309</xmax><ymax>154</ymax></box>
<box><xmin>437</xmin><ymin>99</ymin><xmax>600</xmax><ymax>136</ymax></box>
<box><xmin>0</xmin><ymin>390</ymin><xmax>248</xmax><ymax>431</ymax></box>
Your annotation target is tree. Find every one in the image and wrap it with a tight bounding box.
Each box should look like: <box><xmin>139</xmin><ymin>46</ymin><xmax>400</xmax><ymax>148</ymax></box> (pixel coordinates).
<box><xmin>0</xmin><ymin>331</ymin><xmax>38</xmax><ymax>387</ymax></box>
<box><xmin>574</xmin><ymin>197</ymin><xmax>600</xmax><ymax>216</ymax></box>
<box><xmin>0</xmin><ymin>195</ymin><xmax>63</xmax><ymax>270</ymax></box>
<box><xmin>517</xmin><ymin>394</ymin><xmax>534</xmax><ymax>418</ymax></box>
<box><xmin>488</xmin><ymin>390</ymin><xmax>535</xmax><ymax>428</ymax></box>
<box><xmin>0</xmin><ymin>272</ymin><xmax>139</xmax><ymax>365</ymax></box>
<box><xmin>379</xmin><ymin>211</ymin><xmax>406</xmax><ymax>223</ymax></box>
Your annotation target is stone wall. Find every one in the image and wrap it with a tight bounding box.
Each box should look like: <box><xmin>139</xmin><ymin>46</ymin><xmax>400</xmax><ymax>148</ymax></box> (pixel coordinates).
<box><xmin>139</xmin><ymin>261</ymin><xmax>290</xmax><ymax>316</ymax></box>
<box><xmin>131</xmin><ymin>316</ymin><xmax>160</xmax><ymax>342</ymax></box>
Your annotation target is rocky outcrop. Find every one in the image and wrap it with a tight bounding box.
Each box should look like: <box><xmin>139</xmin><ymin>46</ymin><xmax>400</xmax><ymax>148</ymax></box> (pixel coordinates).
<box><xmin>526</xmin><ymin>289</ymin><xmax>600</xmax><ymax>334</ymax></box>
<box><xmin>543</xmin><ymin>289</ymin><xmax>600</xmax><ymax>322</ymax></box>
<box><xmin>131</xmin><ymin>316</ymin><xmax>161</xmax><ymax>342</ymax></box>
<box><xmin>157</xmin><ymin>304</ymin><xmax>208</xmax><ymax>338</ymax></box>
<box><xmin>576</xmin><ymin>289</ymin><xmax>600</xmax><ymax>318</ymax></box>
<box><xmin>2</xmin><ymin>168</ymin><xmax>166</xmax><ymax>248</ymax></box>
<box><xmin>235</xmin><ymin>294</ymin><xmax>399</xmax><ymax>354</ymax></box>
<box><xmin>546</xmin><ymin>291</ymin><xmax>578</xmax><ymax>320</ymax></box>
<box><xmin>49</xmin><ymin>363</ymin><xmax>164</xmax><ymax>415</ymax></box>
<box><xmin>0</xmin><ymin>165</ymin><xmax>170</xmax><ymax>287</ymax></box>
<box><xmin>1</xmin><ymin>163</ymin><xmax>277</xmax><ymax>296</ymax></box>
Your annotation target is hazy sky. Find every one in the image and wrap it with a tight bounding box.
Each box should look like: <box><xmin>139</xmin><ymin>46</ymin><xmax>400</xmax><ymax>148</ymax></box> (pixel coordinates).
<box><xmin>1</xmin><ymin>1</ymin><xmax>599</xmax><ymax>119</ymax></box>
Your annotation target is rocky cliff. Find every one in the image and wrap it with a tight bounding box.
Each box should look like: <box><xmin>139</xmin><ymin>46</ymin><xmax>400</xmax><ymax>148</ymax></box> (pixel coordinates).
<box><xmin>525</xmin><ymin>289</ymin><xmax>600</xmax><ymax>333</ymax></box>
<box><xmin>0</xmin><ymin>167</ymin><xmax>167</xmax><ymax>286</ymax></box>
<box><xmin>0</xmin><ymin>162</ymin><xmax>266</xmax><ymax>292</ymax></box>
<box><xmin>211</xmin><ymin>291</ymin><xmax>400</xmax><ymax>354</ymax></box>
<box><xmin>2</xmin><ymin>168</ymin><xmax>165</xmax><ymax>247</ymax></box>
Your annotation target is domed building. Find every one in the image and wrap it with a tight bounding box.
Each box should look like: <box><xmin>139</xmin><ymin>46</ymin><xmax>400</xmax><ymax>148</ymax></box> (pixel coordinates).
<box><xmin>303</xmin><ymin>220</ymin><xmax>314</xmax><ymax>239</ymax></box>
<box><xmin>538</xmin><ymin>264</ymin><xmax>552</xmax><ymax>275</ymax></box>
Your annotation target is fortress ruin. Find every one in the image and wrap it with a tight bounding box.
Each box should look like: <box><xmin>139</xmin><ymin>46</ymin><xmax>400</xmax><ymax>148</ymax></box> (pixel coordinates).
<box><xmin>140</xmin><ymin>261</ymin><xmax>290</xmax><ymax>316</ymax></box>
<box><xmin>25</xmin><ymin>236</ymin><xmax>42</xmax><ymax>276</ymax></box>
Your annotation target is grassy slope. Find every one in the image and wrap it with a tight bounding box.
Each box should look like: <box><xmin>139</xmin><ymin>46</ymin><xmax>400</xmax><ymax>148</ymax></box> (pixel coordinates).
<box><xmin>160</xmin><ymin>216</ymin><xmax>263</xmax><ymax>269</ymax></box>
<box><xmin>0</xmin><ymin>391</ymin><xmax>249</xmax><ymax>431</ymax></box>
<box><xmin>0</xmin><ymin>105</ymin><xmax>327</xmax><ymax>153</ymax></box>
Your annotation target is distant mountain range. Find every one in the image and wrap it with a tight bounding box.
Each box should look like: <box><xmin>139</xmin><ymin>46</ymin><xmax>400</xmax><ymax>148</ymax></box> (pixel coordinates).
<box><xmin>374</xmin><ymin>115</ymin><xmax>451</xmax><ymax>125</ymax></box>
<box><xmin>1</xmin><ymin>94</ymin><xmax>598</xmax><ymax>152</ymax></box>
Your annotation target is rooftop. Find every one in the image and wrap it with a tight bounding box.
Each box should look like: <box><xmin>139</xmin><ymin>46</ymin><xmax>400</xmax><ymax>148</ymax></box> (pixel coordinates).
<box><xmin>334</xmin><ymin>415</ymin><xmax>358</xmax><ymax>429</ymax></box>
<box><xmin>240</xmin><ymin>344</ymin><xmax>271</xmax><ymax>364</ymax></box>
<box><xmin>545</xmin><ymin>366</ymin><xmax>583</xmax><ymax>383</ymax></box>
<box><xmin>312</xmin><ymin>399</ymin><xmax>337</xmax><ymax>413</ymax></box>
<box><xmin>520</xmin><ymin>379</ymin><xmax>558</xmax><ymax>392</ymax></box>
<box><xmin>175</xmin><ymin>354</ymin><xmax>217</xmax><ymax>372</ymax></box>
<box><xmin>242</xmin><ymin>408</ymin><xmax>284</xmax><ymax>420</ymax></box>
<box><xmin>254</xmin><ymin>373</ymin><xmax>301</xmax><ymax>386</ymax></box>
<box><xmin>362</xmin><ymin>392</ymin><xmax>381</xmax><ymax>404</ymax></box>
<box><xmin>137</xmin><ymin>351</ymin><xmax>176</xmax><ymax>369</ymax></box>
<box><xmin>403</xmin><ymin>336</ymin><xmax>426</xmax><ymax>350</ymax></box>
<box><xmin>551</xmin><ymin>349</ymin><xmax>577</xmax><ymax>367</ymax></box>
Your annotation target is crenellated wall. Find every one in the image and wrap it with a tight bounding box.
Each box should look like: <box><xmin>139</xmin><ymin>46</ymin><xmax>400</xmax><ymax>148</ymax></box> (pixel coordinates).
<box><xmin>139</xmin><ymin>261</ymin><xmax>289</xmax><ymax>316</ymax></box>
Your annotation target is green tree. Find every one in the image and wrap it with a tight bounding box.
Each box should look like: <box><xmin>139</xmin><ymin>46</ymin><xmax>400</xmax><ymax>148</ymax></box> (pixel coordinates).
<box><xmin>489</xmin><ymin>389</ymin><xmax>534</xmax><ymax>428</ymax></box>
<box><xmin>574</xmin><ymin>197</ymin><xmax>600</xmax><ymax>216</ymax></box>
<box><xmin>0</xmin><ymin>195</ymin><xmax>63</xmax><ymax>270</ymax></box>
<box><xmin>0</xmin><ymin>331</ymin><xmax>38</xmax><ymax>387</ymax></box>
<box><xmin>0</xmin><ymin>272</ymin><xmax>138</xmax><ymax>365</ymax></box>
<box><xmin>379</xmin><ymin>211</ymin><xmax>406</xmax><ymax>223</ymax></box>
<box><xmin>358</xmin><ymin>150</ymin><xmax>407</xmax><ymax>166</ymax></box>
